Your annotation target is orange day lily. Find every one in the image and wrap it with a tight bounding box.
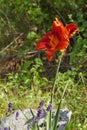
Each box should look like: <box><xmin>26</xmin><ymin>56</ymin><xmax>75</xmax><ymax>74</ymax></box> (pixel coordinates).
<box><xmin>36</xmin><ymin>18</ymin><xmax>79</xmax><ymax>61</ymax></box>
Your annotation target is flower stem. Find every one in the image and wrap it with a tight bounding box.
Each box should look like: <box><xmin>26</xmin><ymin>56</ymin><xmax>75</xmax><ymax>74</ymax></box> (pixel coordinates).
<box><xmin>52</xmin><ymin>52</ymin><xmax>64</xmax><ymax>95</ymax></box>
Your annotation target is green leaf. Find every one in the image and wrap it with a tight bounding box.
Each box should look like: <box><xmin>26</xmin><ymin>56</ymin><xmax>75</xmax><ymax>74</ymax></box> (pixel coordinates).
<box><xmin>30</xmin><ymin>108</ymin><xmax>35</xmax><ymax>117</ymax></box>
<box><xmin>46</xmin><ymin>93</ymin><xmax>52</xmax><ymax>130</ymax></box>
<box><xmin>52</xmin><ymin>82</ymin><xmax>68</xmax><ymax>130</ymax></box>
<box><xmin>27</xmin><ymin>31</ymin><xmax>37</xmax><ymax>39</ymax></box>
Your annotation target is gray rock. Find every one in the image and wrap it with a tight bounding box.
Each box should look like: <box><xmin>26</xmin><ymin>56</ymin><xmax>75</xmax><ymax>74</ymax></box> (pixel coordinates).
<box><xmin>57</xmin><ymin>109</ymin><xmax>72</xmax><ymax>130</ymax></box>
<box><xmin>0</xmin><ymin>109</ymin><xmax>72</xmax><ymax>130</ymax></box>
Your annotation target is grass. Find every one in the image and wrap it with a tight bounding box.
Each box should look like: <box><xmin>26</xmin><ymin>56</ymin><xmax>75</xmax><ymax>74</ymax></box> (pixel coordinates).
<box><xmin>0</xmin><ymin>69</ymin><xmax>87</xmax><ymax>130</ymax></box>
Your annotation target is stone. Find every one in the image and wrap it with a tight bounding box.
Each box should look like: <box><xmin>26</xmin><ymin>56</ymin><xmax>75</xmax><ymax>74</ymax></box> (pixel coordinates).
<box><xmin>57</xmin><ymin>109</ymin><xmax>72</xmax><ymax>130</ymax></box>
<box><xmin>0</xmin><ymin>109</ymin><xmax>72</xmax><ymax>130</ymax></box>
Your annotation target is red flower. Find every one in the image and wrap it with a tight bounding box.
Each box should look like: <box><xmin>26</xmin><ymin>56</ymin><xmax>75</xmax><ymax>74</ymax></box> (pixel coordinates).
<box><xmin>36</xmin><ymin>18</ymin><xmax>79</xmax><ymax>61</ymax></box>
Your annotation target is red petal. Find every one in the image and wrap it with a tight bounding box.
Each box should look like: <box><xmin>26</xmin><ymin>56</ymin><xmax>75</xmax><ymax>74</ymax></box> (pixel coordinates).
<box><xmin>56</xmin><ymin>40</ymin><xmax>70</xmax><ymax>50</ymax></box>
<box><xmin>46</xmin><ymin>50</ymin><xmax>55</xmax><ymax>61</ymax></box>
<box><xmin>52</xmin><ymin>18</ymin><xmax>69</xmax><ymax>41</ymax></box>
<box><xmin>36</xmin><ymin>32</ymin><xmax>52</xmax><ymax>50</ymax></box>
<box><xmin>66</xmin><ymin>23</ymin><xmax>79</xmax><ymax>38</ymax></box>
<box><xmin>52</xmin><ymin>18</ymin><xmax>64</xmax><ymax>31</ymax></box>
<box><xmin>36</xmin><ymin>42</ymin><xmax>47</xmax><ymax>50</ymax></box>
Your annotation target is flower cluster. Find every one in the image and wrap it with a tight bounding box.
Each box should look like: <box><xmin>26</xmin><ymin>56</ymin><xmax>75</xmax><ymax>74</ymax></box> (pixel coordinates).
<box><xmin>46</xmin><ymin>104</ymin><xmax>52</xmax><ymax>112</ymax></box>
<box><xmin>8</xmin><ymin>102</ymin><xmax>13</xmax><ymax>113</ymax></box>
<box><xmin>0</xmin><ymin>127</ymin><xmax>9</xmax><ymax>130</ymax></box>
<box><xmin>27</xmin><ymin>100</ymin><xmax>52</xmax><ymax>130</ymax></box>
<box><xmin>27</xmin><ymin>124</ymin><xmax>30</xmax><ymax>130</ymax></box>
<box><xmin>15</xmin><ymin>111</ymin><xmax>19</xmax><ymax>120</ymax></box>
<box><xmin>0</xmin><ymin>103</ymin><xmax>20</xmax><ymax>130</ymax></box>
<box><xmin>36</xmin><ymin>18</ymin><xmax>79</xmax><ymax>61</ymax></box>
<box><xmin>38</xmin><ymin>100</ymin><xmax>44</xmax><ymax>108</ymax></box>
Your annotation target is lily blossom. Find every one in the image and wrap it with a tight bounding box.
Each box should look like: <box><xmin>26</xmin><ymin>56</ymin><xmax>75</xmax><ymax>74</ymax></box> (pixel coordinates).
<box><xmin>36</xmin><ymin>18</ymin><xmax>79</xmax><ymax>61</ymax></box>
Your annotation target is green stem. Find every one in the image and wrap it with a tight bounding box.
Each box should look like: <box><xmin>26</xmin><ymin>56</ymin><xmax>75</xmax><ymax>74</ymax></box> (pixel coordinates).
<box><xmin>52</xmin><ymin>52</ymin><xmax>64</xmax><ymax>95</ymax></box>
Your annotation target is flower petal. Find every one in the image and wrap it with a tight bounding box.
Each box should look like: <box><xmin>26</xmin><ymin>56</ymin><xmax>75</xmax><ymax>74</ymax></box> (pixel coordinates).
<box><xmin>36</xmin><ymin>42</ymin><xmax>47</xmax><ymax>50</ymax></box>
<box><xmin>52</xmin><ymin>18</ymin><xmax>69</xmax><ymax>41</ymax></box>
<box><xmin>46</xmin><ymin>50</ymin><xmax>55</xmax><ymax>61</ymax></box>
<box><xmin>52</xmin><ymin>18</ymin><xmax>64</xmax><ymax>31</ymax></box>
<box><xmin>56</xmin><ymin>40</ymin><xmax>70</xmax><ymax>50</ymax></box>
<box><xmin>36</xmin><ymin>32</ymin><xmax>52</xmax><ymax>50</ymax></box>
<box><xmin>66</xmin><ymin>23</ymin><xmax>79</xmax><ymax>38</ymax></box>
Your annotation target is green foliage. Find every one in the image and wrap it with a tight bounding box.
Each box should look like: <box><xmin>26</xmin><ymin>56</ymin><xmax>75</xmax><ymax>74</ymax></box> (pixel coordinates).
<box><xmin>6</xmin><ymin>58</ymin><xmax>49</xmax><ymax>90</ymax></box>
<box><xmin>54</xmin><ymin>70</ymin><xmax>87</xmax><ymax>130</ymax></box>
<box><xmin>0</xmin><ymin>0</ymin><xmax>87</xmax><ymax>130</ymax></box>
<box><xmin>0</xmin><ymin>56</ymin><xmax>86</xmax><ymax>130</ymax></box>
<box><xmin>66</xmin><ymin>7</ymin><xmax>87</xmax><ymax>74</ymax></box>
<box><xmin>0</xmin><ymin>68</ymin><xmax>87</xmax><ymax>130</ymax></box>
<box><xmin>0</xmin><ymin>0</ymin><xmax>87</xmax><ymax>67</ymax></box>
<box><xmin>70</xmin><ymin>37</ymin><xmax>87</xmax><ymax>63</ymax></box>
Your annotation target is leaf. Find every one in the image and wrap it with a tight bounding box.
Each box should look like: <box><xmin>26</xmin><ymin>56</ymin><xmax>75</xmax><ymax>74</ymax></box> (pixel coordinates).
<box><xmin>27</xmin><ymin>32</ymin><xmax>37</xmax><ymax>39</ymax></box>
<box><xmin>30</xmin><ymin>108</ymin><xmax>35</xmax><ymax>117</ymax></box>
<box><xmin>46</xmin><ymin>93</ymin><xmax>52</xmax><ymax>130</ymax></box>
<box><xmin>52</xmin><ymin>82</ymin><xmax>68</xmax><ymax>130</ymax></box>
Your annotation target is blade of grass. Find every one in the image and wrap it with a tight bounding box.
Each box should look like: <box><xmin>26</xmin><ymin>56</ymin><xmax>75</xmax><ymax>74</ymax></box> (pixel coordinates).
<box><xmin>52</xmin><ymin>81</ymin><xmax>69</xmax><ymax>130</ymax></box>
<box><xmin>30</xmin><ymin>108</ymin><xmax>35</xmax><ymax>117</ymax></box>
<box><xmin>46</xmin><ymin>93</ymin><xmax>52</xmax><ymax>130</ymax></box>
<box><xmin>49</xmin><ymin>93</ymin><xmax>52</xmax><ymax>129</ymax></box>
<box><xmin>37</xmin><ymin>123</ymin><xmax>40</xmax><ymax>130</ymax></box>
<box><xmin>17</xmin><ymin>105</ymin><xmax>29</xmax><ymax>120</ymax></box>
<box><xmin>25</xmin><ymin>108</ymin><xmax>35</xmax><ymax>124</ymax></box>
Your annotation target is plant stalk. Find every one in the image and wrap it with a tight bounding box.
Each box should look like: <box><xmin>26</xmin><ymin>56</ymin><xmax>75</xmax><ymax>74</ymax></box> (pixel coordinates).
<box><xmin>52</xmin><ymin>52</ymin><xmax>64</xmax><ymax>95</ymax></box>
